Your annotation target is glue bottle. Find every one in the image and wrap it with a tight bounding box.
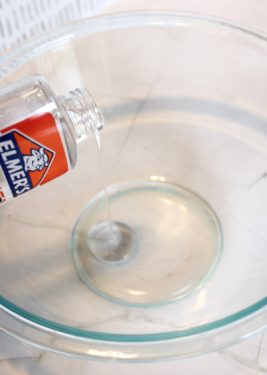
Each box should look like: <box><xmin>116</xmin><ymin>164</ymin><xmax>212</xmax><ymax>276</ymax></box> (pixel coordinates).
<box><xmin>0</xmin><ymin>76</ymin><xmax>104</xmax><ymax>204</ymax></box>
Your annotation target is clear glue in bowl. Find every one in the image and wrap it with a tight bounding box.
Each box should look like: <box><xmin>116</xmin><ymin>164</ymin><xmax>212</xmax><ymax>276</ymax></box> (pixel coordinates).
<box><xmin>0</xmin><ymin>13</ymin><xmax>266</xmax><ymax>361</ymax></box>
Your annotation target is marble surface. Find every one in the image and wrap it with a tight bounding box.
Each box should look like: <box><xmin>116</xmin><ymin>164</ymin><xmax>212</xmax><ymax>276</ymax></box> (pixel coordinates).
<box><xmin>1</xmin><ymin>0</ymin><xmax>267</xmax><ymax>374</ymax></box>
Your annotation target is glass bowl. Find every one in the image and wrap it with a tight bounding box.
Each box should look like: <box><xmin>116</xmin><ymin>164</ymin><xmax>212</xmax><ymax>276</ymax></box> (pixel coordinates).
<box><xmin>0</xmin><ymin>12</ymin><xmax>266</xmax><ymax>362</ymax></box>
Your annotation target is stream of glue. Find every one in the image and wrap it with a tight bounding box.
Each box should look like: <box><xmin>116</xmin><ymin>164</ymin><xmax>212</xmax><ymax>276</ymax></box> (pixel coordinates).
<box><xmin>93</xmin><ymin>127</ymin><xmax>117</xmax><ymax>242</ymax></box>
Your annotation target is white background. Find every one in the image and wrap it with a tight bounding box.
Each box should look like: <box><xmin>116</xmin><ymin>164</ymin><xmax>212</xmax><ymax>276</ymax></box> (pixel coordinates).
<box><xmin>0</xmin><ymin>0</ymin><xmax>115</xmax><ymax>52</ymax></box>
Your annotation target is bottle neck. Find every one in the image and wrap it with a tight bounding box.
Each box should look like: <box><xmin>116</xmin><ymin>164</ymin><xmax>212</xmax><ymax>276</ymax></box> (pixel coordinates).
<box><xmin>58</xmin><ymin>88</ymin><xmax>104</xmax><ymax>140</ymax></box>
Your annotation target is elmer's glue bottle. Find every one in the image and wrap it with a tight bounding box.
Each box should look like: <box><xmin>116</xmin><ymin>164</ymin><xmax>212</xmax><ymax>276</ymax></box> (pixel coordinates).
<box><xmin>0</xmin><ymin>76</ymin><xmax>104</xmax><ymax>204</ymax></box>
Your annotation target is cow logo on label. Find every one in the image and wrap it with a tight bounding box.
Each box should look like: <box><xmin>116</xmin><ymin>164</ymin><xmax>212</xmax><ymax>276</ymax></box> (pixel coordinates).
<box><xmin>24</xmin><ymin>147</ymin><xmax>49</xmax><ymax>172</ymax></box>
<box><xmin>0</xmin><ymin>129</ymin><xmax>55</xmax><ymax>197</ymax></box>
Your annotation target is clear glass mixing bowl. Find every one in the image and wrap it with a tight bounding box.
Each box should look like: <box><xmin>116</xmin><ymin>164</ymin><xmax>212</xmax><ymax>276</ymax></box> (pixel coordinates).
<box><xmin>0</xmin><ymin>12</ymin><xmax>266</xmax><ymax>361</ymax></box>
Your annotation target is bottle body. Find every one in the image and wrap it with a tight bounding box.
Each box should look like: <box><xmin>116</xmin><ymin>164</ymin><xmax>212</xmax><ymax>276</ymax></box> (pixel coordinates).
<box><xmin>0</xmin><ymin>76</ymin><xmax>102</xmax><ymax>204</ymax></box>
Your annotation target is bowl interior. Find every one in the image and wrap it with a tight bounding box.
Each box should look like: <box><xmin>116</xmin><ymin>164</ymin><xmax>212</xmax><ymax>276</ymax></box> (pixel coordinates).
<box><xmin>0</xmin><ymin>13</ymin><xmax>266</xmax><ymax>353</ymax></box>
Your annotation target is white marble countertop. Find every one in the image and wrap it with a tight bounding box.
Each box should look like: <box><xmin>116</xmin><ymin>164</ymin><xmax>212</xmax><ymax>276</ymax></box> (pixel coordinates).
<box><xmin>1</xmin><ymin>0</ymin><xmax>267</xmax><ymax>374</ymax></box>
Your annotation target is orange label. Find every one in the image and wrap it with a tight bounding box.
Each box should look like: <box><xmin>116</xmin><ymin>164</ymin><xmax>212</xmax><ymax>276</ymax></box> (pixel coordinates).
<box><xmin>0</xmin><ymin>113</ymin><xmax>69</xmax><ymax>198</ymax></box>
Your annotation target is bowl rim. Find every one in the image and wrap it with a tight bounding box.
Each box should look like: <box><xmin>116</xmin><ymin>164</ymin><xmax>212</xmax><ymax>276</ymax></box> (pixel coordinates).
<box><xmin>0</xmin><ymin>11</ymin><xmax>266</xmax><ymax>359</ymax></box>
<box><xmin>1</xmin><ymin>10</ymin><xmax>267</xmax><ymax>78</ymax></box>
